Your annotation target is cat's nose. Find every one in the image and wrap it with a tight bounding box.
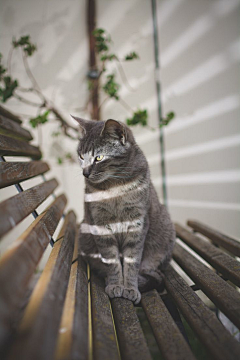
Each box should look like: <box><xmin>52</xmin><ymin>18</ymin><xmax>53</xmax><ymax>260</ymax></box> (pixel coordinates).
<box><xmin>83</xmin><ymin>167</ymin><xmax>91</xmax><ymax>178</ymax></box>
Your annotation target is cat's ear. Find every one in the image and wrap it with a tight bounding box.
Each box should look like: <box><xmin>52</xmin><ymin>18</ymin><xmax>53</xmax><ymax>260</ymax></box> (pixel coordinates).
<box><xmin>101</xmin><ymin>119</ymin><xmax>126</xmax><ymax>145</ymax></box>
<box><xmin>70</xmin><ymin>115</ymin><xmax>93</xmax><ymax>138</ymax></box>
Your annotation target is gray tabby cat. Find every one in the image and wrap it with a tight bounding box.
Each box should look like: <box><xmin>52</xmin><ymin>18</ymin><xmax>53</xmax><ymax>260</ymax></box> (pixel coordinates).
<box><xmin>74</xmin><ymin>116</ymin><xmax>175</xmax><ymax>304</ymax></box>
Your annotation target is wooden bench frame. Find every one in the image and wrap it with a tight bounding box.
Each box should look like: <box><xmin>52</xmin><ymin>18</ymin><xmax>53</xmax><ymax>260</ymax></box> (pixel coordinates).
<box><xmin>0</xmin><ymin>106</ymin><xmax>240</xmax><ymax>360</ymax></box>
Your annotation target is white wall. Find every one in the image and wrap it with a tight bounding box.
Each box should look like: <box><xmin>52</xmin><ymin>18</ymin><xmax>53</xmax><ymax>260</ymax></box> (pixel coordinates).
<box><xmin>158</xmin><ymin>0</ymin><xmax>240</xmax><ymax>238</ymax></box>
<box><xmin>1</xmin><ymin>0</ymin><xmax>239</xmax><ymax>260</ymax></box>
<box><xmin>98</xmin><ymin>0</ymin><xmax>240</xmax><ymax>239</ymax></box>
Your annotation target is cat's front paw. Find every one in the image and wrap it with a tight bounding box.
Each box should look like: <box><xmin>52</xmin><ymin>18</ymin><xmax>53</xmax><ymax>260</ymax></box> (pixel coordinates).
<box><xmin>105</xmin><ymin>284</ymin><xmax>124</xmax><ymax>298</ymax></box>
<box><xmin>123</xmin><ymin>287</ymin><xmax>141</xmax><ymax>304</ymax></box>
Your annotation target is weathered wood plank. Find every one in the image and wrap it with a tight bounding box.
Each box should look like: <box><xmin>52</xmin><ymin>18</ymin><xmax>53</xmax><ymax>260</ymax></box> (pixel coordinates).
<box><xmin>187</xmin><ymin>220</ymin><xmax>240</xmax><ymax>257</ymax></box>
<box><xmin>111</xmin><ymin>297</ymin><xmax>152</xmax><ymax>360</ymax></box>
<box><xmin>70</xmin><ymin>257</ymin><xmax>89</xmax><ymax>360</ymax></box>
<box><xmin>55</xmin><ymin>237</ymin><xmax>78</xmax><ymax>360</ymax></box>
<box><xmin>0</xmin><ymin>194</ymin><xmax>67</xmax><ymax>351</ymax></box>
<box><xmin>91</xmin><ymin>273</ymin><xmax>120</xmax><ymax>360</ymax></box>
<box><xmin>173</xmin><ymin>243</ymin><xmax>240</xmax><ymax>329</ymax></box>
<box><xmin>0</xmin><ymin>134</ymin><xmax>41</xmax><ymax>159</ymax></box>
<box><xmin>175</xmin><ymin>224</ymin><xmax>240</xmax><ymax>287</ymax></box>
<box><xmin>0</xmin><ymin>178</ymin><xmax>58</xmax><ymax>238</ymax></box>
<box><xmin>0</xmin><ymin>161</ymin><xmax>49</xmax><ymax>189</ymax></box>
<box><xmin>55</xmin><ymin>239</ymin><xmax>89</xmax><ymax>360</ymax></box>
<box><xmin>6</xmin><ymin>210</ymin><xmax>76</xmax><ymax>360</ymax></box>
<box><xmin>0</xmin><ymin>105</ymin><xmax>22</xmax><ymax>124</ymax></box>
<box><xmin>141</xmin><ymin>290</ymin><xmax>195</xmax><ymax>360</ymax></box>
<box><xmin>0</xmin><ymin>115</ymin><xmax>32</xmax><ymax>141</ymax></box>
<box><xmin>165</xmin><ymin>266</ymin><xmax>240</xmax><ymax>360</ymax></box>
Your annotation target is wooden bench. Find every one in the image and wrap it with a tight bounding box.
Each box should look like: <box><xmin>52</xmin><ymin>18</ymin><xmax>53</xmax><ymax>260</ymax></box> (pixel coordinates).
<box><xmin>0</xmin><ymin>106</ymin><xmax>240</xmax><ymax>360</ymax></box>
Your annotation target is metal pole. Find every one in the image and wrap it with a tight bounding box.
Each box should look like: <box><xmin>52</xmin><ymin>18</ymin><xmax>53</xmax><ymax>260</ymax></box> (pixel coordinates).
<box><xmin>151</xmin><ymin>0</ymin><xmax>168</xmax><ymax>207</ymax></box>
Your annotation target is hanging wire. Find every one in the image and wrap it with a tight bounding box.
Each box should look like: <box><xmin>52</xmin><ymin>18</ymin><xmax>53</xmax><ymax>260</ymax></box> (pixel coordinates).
<box><xmin>151</xmin><ymin>0</ymin><xmax>168</xmax><ymax>207</ymax></box>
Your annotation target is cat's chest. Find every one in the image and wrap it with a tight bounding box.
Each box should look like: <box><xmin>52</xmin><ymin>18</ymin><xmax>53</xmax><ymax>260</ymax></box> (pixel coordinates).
<box><xmin>85</xmin><ymin>181</ymin><xmax>149</xmax><ymax>225</ymax></box>
<box><xmin>90</xmin><ymin>196</ymin><xmax>133</xmax><ymax>221</ymax></box>
<box><xmin>88</xmin><ymin>192</ymin><xmax>148</xmax><ymax>227</ymax></box>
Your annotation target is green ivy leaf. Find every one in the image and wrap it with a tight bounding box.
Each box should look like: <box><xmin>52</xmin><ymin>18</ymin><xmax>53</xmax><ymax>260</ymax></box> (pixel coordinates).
<box><xmin>24</xmin><ymin>44</ymin><xmax>37</xmax><ymax>56</ymax></box>
<box><xmin>87</xmin><ymin>80</ymin><xmax>94</xmax><ymax>91</ymax></box>
<box><xmin>102</xmin><ymin>73</ymin><xmax>120</xmax><ymax>100</ymax></box>
<box><xmin>0</xmin><ymin>76</ymin><xmax>18</xmax><ymax>102</ymax></box>
<box><xmin>92</xmin><ymin>28</ymin><xmax>105</xmax><ymax>36</ymax></box>
<box><xmin>0</xmin><ymin>53</ymin><xmax>7</xmax><ymax>79</ymax></box>
<box><xmin>100</xmin><ymin>53</ymin><xmax>117</xmax><ymax>62</ymax></box>
<box><xmin>12</xmin><ymin>35</ymin><xmax>37</xmax><ymax>56</ymax></box>
<box><xmin>124</xmin><ymin>51</ymin><xmax>139</xmax><ymax>61</ymax></box>
<box><xmin>93</xmin><ymin>28</ymin><xmax>111</xmax><ymax>54</ymax></box>
<box><xmin>126</xmin><ymin>109</ymin><xmax>148</xmax><ymax>127</ymax></box>
<box><xmin>0</xmin><ymin>65</ymin><xmax>6</xmax><ymax>78</ymax></box>
<box><xmin>57</xmin><ymin>157</ymin><xmax>63</xmax><ymax>165</ymax></box>
<box><xmin>65</xmin><ymin>152</ymin><xmax>72</xmax><ymax>159</ymax></box>
<box><xmin>52</xmin><ymin>130</ymin><xmax>61</xmax><ymax>137</ymax></box>
<box><xmin>29</xmin><ymin>110</ymin><xmax>49</xmax><ymax>128</ymax></box>
<box><xmin>160</xmin><ymin>111</ymin><xmax>175</xmax><ymax>128</ymax></box>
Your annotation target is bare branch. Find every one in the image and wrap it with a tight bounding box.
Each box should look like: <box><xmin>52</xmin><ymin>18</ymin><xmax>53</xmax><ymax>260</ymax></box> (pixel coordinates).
<box><xmin>115</xmin><ymin>58</ymin><xmax>136</xmax><ymax>92</ymax></box>
<box><xmin>119</xmin><ymin>98</ymin><xmax>134</xmax><ymax>113</ymax></box>
<box><xmin>98</xmin><ymin>96</ymin><xmax>110</xmax><ymax>111</ymax></box>
<box><xmin>22</xmin><ymin>50</ymin><xmax>43</xmax><ymax>95</ymax></box>
<box><xmin>13</xmin><ymin>92</ymin><xmax>42</xmax><ymax>107</ymax></box>
<box><xmin>7</xmin><ymin>46</ymin><xmax>14</xmax><ymax>76</ymax></box>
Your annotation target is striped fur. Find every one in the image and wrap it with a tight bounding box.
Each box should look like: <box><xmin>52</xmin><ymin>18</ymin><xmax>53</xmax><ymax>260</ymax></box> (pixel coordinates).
<box><xmin>75</xmin><ymin>118</ymin><xmax>175</xmax><ymax>304</ymax></box>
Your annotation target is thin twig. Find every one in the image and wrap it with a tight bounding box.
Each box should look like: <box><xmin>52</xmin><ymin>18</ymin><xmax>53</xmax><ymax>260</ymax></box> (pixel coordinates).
<box><xmin>13</xmin><ymin>92</ymin><xmax>42</xmax><ymax>107</ymax></box>
<box><xmin>7</xmin><ymin>46</ymin><xmax>14</xmax><ymax>75</ymax></box>
<box><xmin>119</xmin><ymin>97</ymin><xmax>134</xmax><ymax>113</ymax></box>
<box><xmin>18</xmin><ymin>87</ymin><xmax>46</xmax><ymax>104</ymax></box>
<box><xmin>22</xmin><ymin>50</ymin><xmax>42</xmax><ymax>94</ymax></box>
<box><xmin>6</xmin><ymin>43</ymin><xmax>80</xmax><ymax>141</ymax></box>
<box><xmin>98</xmin><ymin>96</ymin><xmax>110</xmax><ymax>111</ymax></box>
<box><xmin>115</xmin><ymin>58</ymin><xmax>136</xmax><ymax>92</ymax></box>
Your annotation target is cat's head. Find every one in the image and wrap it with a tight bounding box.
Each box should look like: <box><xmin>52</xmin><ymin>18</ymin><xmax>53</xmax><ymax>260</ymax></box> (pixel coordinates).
<box><xmin>73</xmin><ymin>116</ymin><xmax>137</xmax><ymax>184</ymax></box>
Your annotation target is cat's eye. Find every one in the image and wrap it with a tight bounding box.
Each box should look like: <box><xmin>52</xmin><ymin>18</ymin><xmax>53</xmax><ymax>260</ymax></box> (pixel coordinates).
<box><xmin>79</xmin><ymin>154</ymin><xmax>84</xmax><ymax>160</ymax></box>
<box><xmin>95</xmin><ymin>155</ymin><xmax>104</xmax><ymax>162</ymax></box>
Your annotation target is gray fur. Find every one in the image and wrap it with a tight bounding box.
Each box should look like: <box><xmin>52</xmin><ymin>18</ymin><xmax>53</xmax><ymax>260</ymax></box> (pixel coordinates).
<box><xmin>75</xmin><ymin>117</ymin><xmax>175</xmax><ymax>304</ymax></box>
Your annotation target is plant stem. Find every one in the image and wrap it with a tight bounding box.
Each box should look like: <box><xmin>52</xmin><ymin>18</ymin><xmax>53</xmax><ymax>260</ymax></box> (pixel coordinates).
<box><xmin>98</xmin><ymin>96</ymin><xmax>109</xmax><ymax>111</ymax></box>
<box><xmin>22</xmin><ymin>50</ymin><xmax>42</xmax><ymax>94</ymax></box>
<box><xmin>13</xmin><ymin>92</ymin><xmax>42</xmax><ymax>107</ymax></box>
<box><xmin>115</xmin><ymin>59</ymin><xmax>136</xmax><ymax>92</ymax></box>
<box><xmin>7</xmin><ymin>46</ymin><xmax>14</xmax><ymax>75</ymax></box>
<box><xmin>119</xmin><ymin>97</ymin><xmax>134</xmax><ymax>113</ymax></box>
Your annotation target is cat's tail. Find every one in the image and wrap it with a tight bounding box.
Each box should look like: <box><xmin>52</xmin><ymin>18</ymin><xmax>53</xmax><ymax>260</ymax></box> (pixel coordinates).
<box><xmin>138</xmin><ymin>269</ymin><xmax>165</xmax><ymax>293</ymax></box>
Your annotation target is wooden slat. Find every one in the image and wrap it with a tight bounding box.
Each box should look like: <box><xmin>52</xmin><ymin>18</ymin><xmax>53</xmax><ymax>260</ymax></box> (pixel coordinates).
<box><xmin>173</xmin><ymin>243</ymin><xmax>240</xmax><ymax>329</ymax></box>
<box><xmin>69</xmin><ymin>256</ymin><xmax>89</xmax><ymax>360</ymax></box>
<box><xmin>7</xmin><ymin>210</ymin><xmax>76</xmax><ymax>360</ymax></box>
<box><xmin>0</xmin><ymin>134</ymin><xmax>41</xmax><ymax>159</ymax></box>
<box><xmin>0</xmin><ymin>178</ymin><xmax>58</xmax><ymax>238</ymax></box>
<box><xmin>175</xmin><ymin>224</ymin><xmax>240</xmax><ymax>287</ymax></box>
<box><xmin>187</xmin><ymin>220</ymin><xmax>240</xmax><ymax>257</ymax></box>
<box><xmin>91</xmin><ymin>273</ymin><xmax>120</xmax><ymax>360</ymax></box>
<box><xmin>165</xmin><ymin>266</ymin><xmax>240</xmax><ymax>360</ymax></box>
<box><xmin>55</xmin><ymin>239</ymin><xmax>89</xmax><ymax>360</ymax></box>
<box><xmin>111</xmin><ymin>297</ymin><xmax>152</xmax><ymax>360</ymax></box>
<box><xmin>0</xmin><ymin>115</ymin><xmax>32</xmax><ymax>141</ymax></box>
<box><xmin>0</xmin><ymin>194</ymin><xmax>67</xmax><ymax>351</ymax></box>
<box><xmin>0</xmin><ymin>105</ymin><xmax>22</xmax><ymax>124</ymax></box>
<box><xmin>0</xmin><ymin>161</ymin><xmax>50</xmax><ymax>189</ymax></box>
<box><xmin>141</xmin><ymin>290</ymin><xmax>196</xmax><ymax>360</ymax></box>
<box><xmin>55</xmin><ymin>237</ymin><xmax>78</xmax><ymax>360</ymax></box>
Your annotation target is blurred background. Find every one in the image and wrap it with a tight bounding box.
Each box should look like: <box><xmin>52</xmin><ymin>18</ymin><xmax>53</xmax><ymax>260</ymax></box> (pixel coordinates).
<box><xmin>1</xmin><ymin>0</ymin><xmax>240</xmax><ymax>259</ymax></box>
